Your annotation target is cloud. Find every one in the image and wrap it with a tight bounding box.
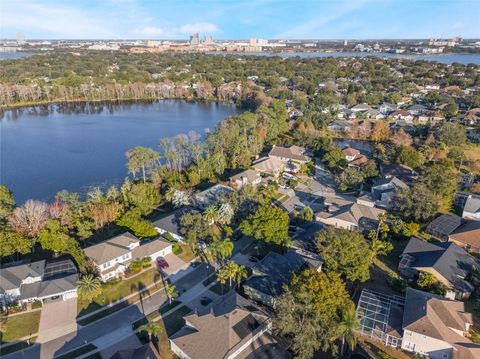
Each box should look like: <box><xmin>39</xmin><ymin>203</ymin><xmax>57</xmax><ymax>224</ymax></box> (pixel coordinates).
<box><xmin>136</xmin><ymin>26</ymin><xmax>164</xmax><ymax>36</ymax></box>
<box><xmin>180</xmin><ymin>23</ymin><xmax>219</xmax><ymax>34</ymax></box>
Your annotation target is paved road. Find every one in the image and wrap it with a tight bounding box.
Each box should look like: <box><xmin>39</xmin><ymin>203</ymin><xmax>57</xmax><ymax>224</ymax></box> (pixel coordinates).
<box><xmin>4</xmin><ymin>263</ymin><xmax>213</xmax><ymax>359</ymax></box>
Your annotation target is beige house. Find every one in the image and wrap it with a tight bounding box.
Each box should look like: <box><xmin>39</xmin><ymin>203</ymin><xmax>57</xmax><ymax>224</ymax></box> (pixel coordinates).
<box><xmin>229</xmin><ymin>169</ymin><xmax>261</xmax><ymax>189</ymax></box>
<box><xmin>251</xmin><ymin>156</ymin><xmax>285</xmax><ymax>177</ymax></box>
<box><xmin>268</xmin><ymin>145</ymin><xmax>310</xmax><ymax>164</ymax></box>
<box><xmin>84</xmin><ymin>233</ymin><xmax>172</xmax><ymax>281</ymax></box>
<box><xmin>169</xmin><ymin>292</ymin><xmax>271</xmax><ymax>359</ymax></box>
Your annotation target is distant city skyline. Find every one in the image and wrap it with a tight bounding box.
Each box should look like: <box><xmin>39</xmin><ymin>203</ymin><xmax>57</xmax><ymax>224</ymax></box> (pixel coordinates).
<box><xmin>2</xmin><ymin>0</ymin><xmax>480</xmax><ymax>40</ymax></box>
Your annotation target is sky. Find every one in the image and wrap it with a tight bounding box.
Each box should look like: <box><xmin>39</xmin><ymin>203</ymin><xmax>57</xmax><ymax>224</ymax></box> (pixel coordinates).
<box><xmin>1</xmin><ymin>0</ymin><xmax>479</xmax><ymax>40</ymax></box>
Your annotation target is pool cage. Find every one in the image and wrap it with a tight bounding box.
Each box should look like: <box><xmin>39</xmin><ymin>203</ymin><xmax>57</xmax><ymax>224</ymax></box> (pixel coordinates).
<box><xmin>356</xmin><ymin>289</ymin><xmax>405</xmax><ymax>348</ymax></box>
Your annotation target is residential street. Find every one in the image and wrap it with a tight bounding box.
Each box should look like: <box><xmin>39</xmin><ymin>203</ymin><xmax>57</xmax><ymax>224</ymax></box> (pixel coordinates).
<box><xmin>3</xmin><ymin>262</ymin><xmax>214</xmax><ymax>359</ymax></box>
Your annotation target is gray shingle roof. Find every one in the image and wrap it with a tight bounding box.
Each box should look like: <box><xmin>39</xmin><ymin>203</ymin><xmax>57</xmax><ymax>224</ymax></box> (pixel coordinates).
<box><xmin>152</xmin><ymin>206</ymin><xmax>199</xmax><ymax>237</ymax></box>
<box><xmin>401</xmin><ymin>238</ymin><xmax>479</xmax><ymax>293</ymax></box>
<box><xmin>84</xmin><ymin>233</ymin><xmax>139</xmax><ymax>265</ymax></box>
<box><xmin>19</xmin><ymin>274</ymin><xmax>78</xmax><ymax>300</ymax></box>
<box><xmin>0</xmin><ymin>260</ymin><xmax>45</xmax><ymax>292</ymax></box>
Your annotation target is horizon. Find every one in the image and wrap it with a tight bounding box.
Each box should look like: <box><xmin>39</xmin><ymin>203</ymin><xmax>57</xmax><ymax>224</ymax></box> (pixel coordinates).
<box><xmin>3</xmin><ymin>0</ymin><xmax>480</xmax><ymax>40</ymax></box>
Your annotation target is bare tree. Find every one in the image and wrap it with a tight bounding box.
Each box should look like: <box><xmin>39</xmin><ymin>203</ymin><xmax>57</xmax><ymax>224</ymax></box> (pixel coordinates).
<box><xmin>8</xmin><ymin>200</ymin><xmax>49</xmax><ymax>238</ymax></box>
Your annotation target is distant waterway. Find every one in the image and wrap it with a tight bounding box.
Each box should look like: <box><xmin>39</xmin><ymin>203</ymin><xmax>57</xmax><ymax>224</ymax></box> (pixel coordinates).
<box><xmin>213</xmin><ymin>51</ymin><xmax>480</xmax><ymax>65</ymax></box>
<box><xmin>0</xmin><ymin>52</ymin><xmax>34</xmax><ymax>60</ymax></box>
<box><xmin>0</xmin><ymin>100</ymin><xmax>238</xmax><ymax>203</ymax></box>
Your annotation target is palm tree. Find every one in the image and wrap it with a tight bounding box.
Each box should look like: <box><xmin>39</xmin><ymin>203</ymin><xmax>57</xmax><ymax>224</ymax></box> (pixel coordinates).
<box><xmin>203</xmin><ymin>205</ymin><xmax>219</xmax><ymax>225</ymax></box>
<box><xmin>209</xmin><ymin>238</ymin><xmax>234</xmax><ymax>269</ymax></box>
<box><xmin>216</xmin><ymin>261</ymin><xmax>247</xmax><ymax>289</ymax></box>
<box><xmin>165</xmin><ymin>283</ymin><xmax>179</xmax><ymax>304</ymax></box>
<box><xmin>337</xmin><ymin>305</ymin><xmax>360</xmax><ymax>354</ymax></box>
<box><xmin>76</xmin><ymin>274</ymin><xmax>102</xmax><ymax>302</ymax></box>
<box><xmin>140</xmin><ymin>322</ymin><xmax>161</xmax><ymax>342</ymax></box>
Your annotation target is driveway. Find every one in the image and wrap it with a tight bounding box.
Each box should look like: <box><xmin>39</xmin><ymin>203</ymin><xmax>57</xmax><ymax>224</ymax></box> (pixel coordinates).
<box><xmin>37</xmin><ymin>298</ymin><xmax>78</xmax><ymax>343</ymax></box>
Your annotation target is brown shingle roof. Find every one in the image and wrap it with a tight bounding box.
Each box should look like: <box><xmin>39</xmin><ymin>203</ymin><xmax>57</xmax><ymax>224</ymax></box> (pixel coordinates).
<box><xmin>449</xmin><ymin>220</ymin><xmax>480</xmax><ymax>250</ymax></box>
<box><xmin>84</xmin><ymin>233</ymin><xmax>139</xmax><ymax>265</ymax></box>
<box><xmin>268</xmin><ymin>145</ymin><xmax>309</xmax><ymax>162</ymax></box>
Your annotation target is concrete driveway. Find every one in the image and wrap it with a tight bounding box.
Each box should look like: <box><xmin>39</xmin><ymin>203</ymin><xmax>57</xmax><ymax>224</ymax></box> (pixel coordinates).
<box><xmin>37</xmin><ymin>298</ymin><xmax>78</xmax><ymax>343</ymax></box>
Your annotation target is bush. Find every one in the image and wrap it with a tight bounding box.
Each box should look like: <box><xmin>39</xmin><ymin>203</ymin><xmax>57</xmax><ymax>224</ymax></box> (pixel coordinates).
<box><xmin>172</xmin><ymin>243</ymin><xmax>183</xmax><ymax>255</ymax></box>
<box><xmin>141</xmin><ymin>256</ymin><xmax>152</xmax><ymax>268</ymax></box>
<box><xmin>32</xmin><ymin>300</ymin><xmax>43</xmax><ymax>309</ymax></box>
<box><xmin>163</xmin><ymin>232</ymin><xmax>175</xmax><ymax>242</ymax></box>
<box><xmin>388</xmin><ymin>274</ymin><xmax>407</xmax><ymax>294</ymax></box>
<box><xmin>129</xmin><ymin>259</ymin><xmax>143</xmax><ymax>273</ymax></box>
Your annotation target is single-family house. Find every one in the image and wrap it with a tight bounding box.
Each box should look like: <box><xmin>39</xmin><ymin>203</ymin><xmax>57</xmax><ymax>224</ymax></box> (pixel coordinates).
<box><xmin>462</xmin><ymin>195</ymin><xmax>480</xmax><ymax>220</ymax></box>
<box><xmin>398</xmin><ymin>237</ymin><xmax>479</xmax><ymax>299</ymax></box>
<box><xmin>316</xmin><ymin>197</ymin><xmax>385</xmax><ymax>233</ymax></box>
<box><xmin>243</xmin><ymin>250</ymin><xmax>322</xmax><ymax>308</ymax></box>
<box><xmin>153</xmin><ymin>206</ymin><xmax>199</xmax><ymax>242</ymax></box>
<box><xmin>229</xmin><ymin>169</ymin><xmax>261</xmax><ymax>189</ymax></box>
<box><xmin>356</xmin><ymin>288</ymin><xmax>480</xmax><ymax>359</ymax></box>
<box><xmin>342</xmin><ymin>146</ymin><xmax>369</xmax><ymax>168</ymax></box>
<box><xmin>268</xmin><ymin>145</ymin><xmax>310</xmax><ymax>164</ymax></box>
<box><xmin>401</xmin><ymin>288</ymin><xmax>480</xmax><ymax>358</ymax></box>
<box><xmin>365</xmin><ymin>109</ymin><xmax>385</xmax><ymax>120</ymax></box>
<box><xmin>350</xmin><ymin>103</ymin><xmax>371</xmax><ymax>113</ymax></box>
<box><xmin>449</xmin><ymin>220</ymin><xmax>480</xmax><ymax>254</ymax></box>
<box><xmin>371</xmin><ymin>176</ymin><xmax>409</xmax><ymax>208</ymax></box>
<box><xmin>379</xmin><ymin>102</ymin><xmax>398</xmax><ymax>115</ymax></box>
<box><xmin>390</xmin><ymin>120</ymin><xmax>416</xmax><ymax>134</ymax></box>
<box><xmin>407</xmin><ymin>104</ymin><xmax>428</xmax><ymax>116</ymax></box>
<box><xmin>169</xmin><ymin>291</ymin><xmax>271</xmax><ymax>359</ymax></box>
<box><xmin>380</xmin><ymin>163</ymin><xmax>416</xmax><ymax>185</ymax></box>
<box><xmin>426</xmin><ymin>214</ymin><xmax>463</xmax><ymax>242</ymax></box>
<box><xmin>391</xmin><ymin>109</ymin><xmax>414</xmax><ymax>122</ymax></box>
<box><xmin>327</xmin><ymin>120</ymin><xmax>350</xmax><ymax>133</ymax></box>
<box><xmin>0</xmin><ymin>259</ymin><xmax>78</xmax><ymax>307</ymax></box>
<box><xmin>251</xmin><ymin>156</ymin><xmax>285</xmax><ymax>178</ymax></box>
<box><xmin>84</xmin><ymin>233</ymin><xmax>172</xmax><ymax>281</ymax></box>
<box><xmin>193</xmin><ymin>184</ymin><xmax>234</xmax><ymax>210</ymax></box>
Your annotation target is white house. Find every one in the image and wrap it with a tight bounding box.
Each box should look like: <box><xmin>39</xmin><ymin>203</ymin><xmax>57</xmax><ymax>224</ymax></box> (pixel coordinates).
<box><xmin>84</xmin><ymin>233</ymin><xmax>172</xmax><ymax>281</ymax></box>
<box><xmin>229</xmin><ymin>169</ymin><xmax>262</xmax><ymax>189</ymax></box>
<box><xmin>462</xmin><ymin>195</ymin><xmax>480</xmax><ymax>220</ymax></box>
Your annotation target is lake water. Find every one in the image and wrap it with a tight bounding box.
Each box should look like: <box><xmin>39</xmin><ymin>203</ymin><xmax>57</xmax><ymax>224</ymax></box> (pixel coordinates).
<box><xmin>218</xmin><ymin>51</ymin><xmax>480</xmax><ymax>65</ymax></box>
<box><xmin>0</xmin><ymin>101</ymin><xmax>238</xmax><ymax>203</ymax></box>
<box><xmin>0</xmin><ymin>52</ymin><xmax>34</xmax><ymax>60</ymax></box>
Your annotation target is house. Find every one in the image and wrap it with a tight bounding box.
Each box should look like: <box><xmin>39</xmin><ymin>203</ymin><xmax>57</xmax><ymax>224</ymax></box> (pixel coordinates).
<box><xmin>229</xmin><ymin>169</ymin><xmax>261</xmax><ymax>189</ymax></box>
<box><xmin>401</xmin><ymin>288</ymin><xmax>480</xmax><ymax>358</ymax></box>
<box><xmin>243</xmin><ymin>250</ymin><xmax>322</xmax><ymax>308</ymax></box>
<box><xmin>390</xmin><ymin>120</ymin><xmax>416</xmax><ymax>134</ymax></box>
<box><xmin>350</xmin><ymin>103</ymin><xmax>371</xmax><ymax>113</ymax></box>
<box><xmin>391</xmin><ymin>109</ymin><xmax>414</xmax><ymax>122</ymax></box>
<box><xmin>316</xmin><ymin>197</ymin><xmax>385</xmax><ymax>233</ymax></box>
<box><xmin>0</xmin><ymin>259</ymin><xmax>78</xmax><ymax>307</ymax></box>
<box><xmin>449</xmin><ymin>220</ymin><xmax>480</xmax><ymax>253</ymax></box>
<box><xmin>84</xmin><ymin>233</ymin><xmax>172</xmax><ymax>281</ymax></box>
<box><xmin>356</xmin><ymin>288</ymin><xmax>480</xmax><ymax>359</ymax></box>
<box><xmin>251</xmin><ymin>156</ymin><xmax>285</xmax><ymax>177</ymax></box>
<box><xmin>379</xmin><ymin>102</ymin><xmax>398</xmax><ymax>115</ymax></box>
<box><xmin>365</xmin><ymin>109</ymin><xmax>384</xmax><ymax>120</ymax></box>
<box><xmin>169</xmin><ymin>291</ymin><xmax>271</xmax><ymax>359</ymax></box>
<box><xmin>268</xmin><ymin>145</ymin><xmax>310</xmax><ymax>164</ymax></box>
<box><xmin>342</xmin><ymin>146</ymin><xmax>368</xmax><ymax>168</ymax></box>
<box><xmin>407</xmin><ymin>104</ymin><xmax>428</xmax><ymax>116</ymax></box>
<box><xmin>371</xmin><ymin>176</ymin><xmax>409</xmax><ymax>208</ymax></box>
<box><xmin>398</xmin><ymin>237</ymin><xmax>479</xmax><ymax>299</ymax></box>
<box><xmin>153</xmin><ymin>206</ymin><xmax>199</xmax><ymax>242</ymax></box>
<box><xmin>327</xmin><ymin>119</ymin><xmax>350</xmax><ymax>133</ymax></box>
<box><xmin>462</xmin><ymin>195</ymin><xmax>480</xmax><ymax>220</ymax></box>
<box><xmin>193</xmin><ymin>184</ymin><xmax>234</xmax><ymax>210</ymax></box>
<box><xmin>380</xmin><ymin>163</ymin><xmax>416</xmax><ymax>185</ymax></box>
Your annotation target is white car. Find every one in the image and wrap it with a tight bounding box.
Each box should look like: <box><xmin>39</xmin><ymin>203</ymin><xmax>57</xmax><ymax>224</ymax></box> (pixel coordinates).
<box><xmin>279</xmin><ymin>184</ymin><xmax>289</xmax><ymax>189</ymax></box>
<box><xmin>282</xmin><ymin>172</ymin><xmax>296</xmax><ymax>180</ymax></box>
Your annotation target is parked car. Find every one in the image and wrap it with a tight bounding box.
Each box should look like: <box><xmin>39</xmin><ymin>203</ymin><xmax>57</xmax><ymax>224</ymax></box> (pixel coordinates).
<box><xmin>156</xmin><ymin>257</ymin><xmax>169</xmax><ymax>269</ymax></box>
<box><xmin>200</xmin><ymin>297</ymin><xmax>213</xmax><ymax>306</ymax></box>
<box><xmin>279</xmin><ymin>184</ymin><xmax>289</xmax><ymax>189</ymax></box>
<box><xmin>282</xmin><ymin>172</ymin><xmax>296</xmax><ymax>180</ymax></box>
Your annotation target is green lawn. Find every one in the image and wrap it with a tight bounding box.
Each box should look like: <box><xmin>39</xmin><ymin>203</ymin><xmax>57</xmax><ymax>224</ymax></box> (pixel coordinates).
<box><xmin>77</xmin><ymin>267</ymin><xmax>164</xmax><ymax>315</ymax></box>
<box><xmin>176</xmin><ymin>244</ymin><xmax>196</xmax><ymax>263</ymax></box>
<box><xmin>0</xmin><ymin>311</ymin><xmax>41</xmax><ymax>343</ymax></box>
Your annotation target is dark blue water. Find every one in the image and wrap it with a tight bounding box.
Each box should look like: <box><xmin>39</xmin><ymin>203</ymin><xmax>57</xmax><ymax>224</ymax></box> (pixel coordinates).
<box><xmin>0</xmin><ymin>101</ymin><xmax>238</xmax><ymax>203</ymax></box>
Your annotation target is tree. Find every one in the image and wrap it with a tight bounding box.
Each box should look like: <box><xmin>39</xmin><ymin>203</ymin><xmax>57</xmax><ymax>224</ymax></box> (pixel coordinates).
<box><xmin>126</xmin><ymin>146</ymin><xmax>160</xmax><ymax>182</ymax></box>
<box><xmin>416</xmin><ymin>272</ymin><xmax>447</xmax><ymax>296</ymax></box>
<box><xmin>216</xmin><ymin>261</ymin><xmax>247</xmax><ymax>289</ymax></box>
<box><xmin>165</xmin><ymin>283</ymin><xmax>179</xmax><ymax>304</ymax></box>
<box><xmin>393</xmin><ymin>184</ymin><xmax>440</xmax><ymax>223</ymax></box>
<box><xmin>300</xmin><ymin>206</ymin><xmax>314</xmax><ymax>221</ymax></box>
<box><xmin>274</xmin><ymin>269</ymin><xmax>354</xmax><ymax>359</ymax></box>
<box><xmin>8</xmin><ymin>200</ymin><xmax>49</xmax><ymax>238</ymax></box>
<box><xmin>392</xmin><ymin>128</ymin><xmax>413</xmax><ymax>147</ymax></box>
<box><xmin>77</xmin><ymin>274</ymin><xmax>102</xmax><ymax>302</ymax></box>
<box><xmin>0</xmin><ymin>230</ymin><xmax>32</xmax><ymax>258</ymax></box>
<box><xmin>240</xmin><ymin>204</ymin><xmax>290</xmax><ymax>247</ymax></box>
<box><xmin>315</xmin><ymin>227</ymin><xmax>373</xmax><ymax>282</ymax></box>
<box><xmin>209</xmin><ymin>238</ymin><xmax>234</xmax><ymax>268</ymax></box>
<box><xmin>125</xmin><ymin>182</ymin><xmax>161</xmax><ymax>215</ymax></box>
<box><xmin>117</xmin><ymin>210</ymin><xmax>157</xmax><ymax>238</ymax></box>
<box><xmin>336</xmin><ymin>304</ymin><xmax>360</xmax><ymax>354</ymax></box>
<box><xmin>371</xmin><ymin>121</ymin><xmax>390</xmax><ymax>142</ymax></box>
<box><xmin>420</xmin><ymin>159</ymin><xmax>458</xmax><ymax>210</ymax></box>
<box><xmin>396</xmin><ymin>146</ymin><xmax>425</xmax><ymax>168</ymax></box>
<box><xmin>361</xmin><ymin>160</ymin><xmax>378</xmax><ymax>179</ymax></box>
<box><xmin>322</xmin><ymin>146</ymin><xmax>346</xmax><ymax>170</ymax></box>
<box><xmin>335</xmin><ymin>168</ymin><xmax>364</xmax><ymax>191</ymax></box>
<box><xmin>180</xmin><ymin>212</ymin><xmax>211</xmax><ymax>253</ymax></box>
<box><xmin>140</xmin><ymin>322</ymin><xmax>161</xmax><ymax>342</ymax></box>
<box><xmin>0</xmin><ymin>185</ymin><xmax>15</xmax><ymax>222</ymax></box>
<box><xmin>436</xmin><ymin>123</ymin><xmax>467</xmax><ymax>146</ymax></box>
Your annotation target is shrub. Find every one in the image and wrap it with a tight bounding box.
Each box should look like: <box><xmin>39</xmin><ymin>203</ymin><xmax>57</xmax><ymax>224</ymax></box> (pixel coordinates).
<box><xmin>32</xmin><ymin>300</ymin><xmax>43</xmax><ymax>309</ymax></box>
<box><xmin>163</xmin><ymin>232</ymin><xmax>175</xmax><ymax>242</ymax></box>
<box><xmin>129</xmin><ymin>259</ymin><xmax>143</xmax><ymax>273</ymax></box>
<box><xmin>141</xmin><ymin>256</ymin><xmax>152</xmax><ymax>268</ymax></box>
<box><xmin>173</xmin><ymin>243</ymin><xmax>183</xmax><ymax>255</ymax></box>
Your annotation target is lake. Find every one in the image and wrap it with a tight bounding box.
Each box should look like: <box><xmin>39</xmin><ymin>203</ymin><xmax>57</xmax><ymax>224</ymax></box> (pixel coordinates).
<box><xmin>0</xmin><ymin>52</ymin><xmax>34</xmax><ymax>60</ymax></box>
<box><xmin>217</xmin><ymin>51</ymin><xmax>480</xmax><ymax>65</ymax></box>
<box><xmin>0</xmin><ymin>100</ymin><xmax>238</xmax><ymax>203</ymax></box>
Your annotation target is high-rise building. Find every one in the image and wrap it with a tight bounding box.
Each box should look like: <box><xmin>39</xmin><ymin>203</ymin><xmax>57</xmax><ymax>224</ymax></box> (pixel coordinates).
<box><xmin>190</xmin><ymin>33</ymin><xmax>200</xmax><ymax>46</ymax></box>
<box><xmin>344</xmin><ymin>39</ymin><xmax>348</xmax><ymax>46</ymax></box>
<box><xmin>250</xmin><ymin>38</ymin><xmax>268</xmax><ymax>46</ymax></box>
<box><xmin>204</xmin><ymin>36</ymin><xmax>214</xmax><ymax>45</ymax></box>
<box><xmin>16</xmin><ymin>32</ymin><xmax>26</xmax><ymax>44</ymax></box>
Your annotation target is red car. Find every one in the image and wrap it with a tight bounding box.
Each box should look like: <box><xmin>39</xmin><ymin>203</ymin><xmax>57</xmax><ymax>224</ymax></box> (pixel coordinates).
<box><xmin>156</xmin><ymin>257</ymin><xmax>169</xmax><ymax>269</ymax></box>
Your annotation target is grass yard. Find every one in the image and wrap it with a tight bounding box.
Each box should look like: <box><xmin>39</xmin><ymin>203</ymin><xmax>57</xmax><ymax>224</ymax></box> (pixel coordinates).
<box><xmin>0</xmin><ymin>311</ymin><xmax>41</xmax><ymax>343</ymax></box>
<box><xmin>77</xmin><ymin>267</ymin><xmax>164</xmax><ymax>315</ymax></box>
<box><xmin>379</xmin><ymin>239</ymin><xmax>408</xmax><ymax>272</ymax></box>
<box><xmin>175</xmin><ymin>244</ymin><xmax>196</xmax><ymax>263</ymax></box>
